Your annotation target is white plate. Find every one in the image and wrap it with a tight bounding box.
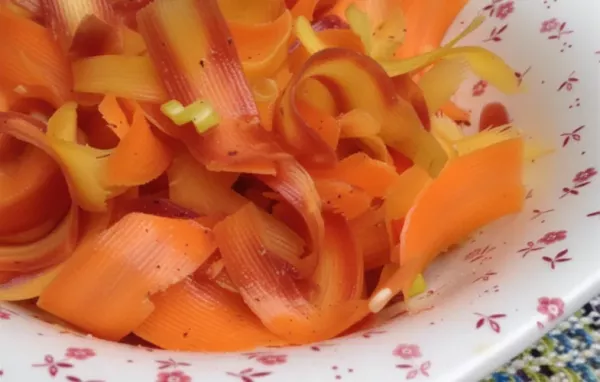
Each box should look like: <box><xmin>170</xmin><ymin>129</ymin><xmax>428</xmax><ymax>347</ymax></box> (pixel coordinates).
<box><xmin>1</xmin><ymin>0</ymin><xmax>600</xmax><ymax>381</ymax></box>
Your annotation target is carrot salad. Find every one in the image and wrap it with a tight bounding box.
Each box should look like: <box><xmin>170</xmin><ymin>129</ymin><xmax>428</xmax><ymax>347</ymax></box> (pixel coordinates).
<box><xmin>0</xmin><ymin>0</ymin><xmax>528</xmax><ymax>350</ymax></box>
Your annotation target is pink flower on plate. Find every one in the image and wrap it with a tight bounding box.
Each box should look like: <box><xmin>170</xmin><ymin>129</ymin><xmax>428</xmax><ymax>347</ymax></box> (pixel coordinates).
<box><xmin>156</xmin><ymin>370</ymin><xmax>192</xmax><ymax>382</ymax></box>
<box><xmin>495</xmin><ymin>1</ymin><xmax>514</xmax><ymax>20</ymax></box>
<box><xmin>540</xmin><ymin>18</ymin><xmax>559</xmax><ymax>33</ymax></box>
<box><xmin>0</xmin><ymin>311</ymin><xmax>9</xmax><ymax>320</ymax></box>
<box><xmin>537</xmin><ymin>230</ymin><xmax>567</xmax><ymax>245</ymax></box>
<box><xmin>393</xmin><ymin>344</ymin><xmax>422</xmax><ymax>360</ymax></box>
<box><xmin>573</xmin><ymin>167</ymin><xmax>597</xmax><ymax>184</ymax></box>
<box><xmin>472</xmin><ymin>80</ymin><xmax>488</xmax><ymax>96</ymax></box>
<box><xmin>32</xmin><ymin>355</ymin><xmax>73</xmax><ymax>377</ymax></box>
<box><xmin>65</xmin><ymin>348</ymin><xmax>96</xmax><ymax>361</ymax></box>
<box><xmin>537</xmin><ymin>297</ymin><xmax>564</xmax><ymax>321</ymax></box>
<box><xmin>256</xmin><ymin>354</ymin><xmax>287</xmax><ymax>366</ymax></box>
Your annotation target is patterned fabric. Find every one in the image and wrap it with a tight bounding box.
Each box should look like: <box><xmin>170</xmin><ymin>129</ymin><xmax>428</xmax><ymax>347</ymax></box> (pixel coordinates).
<box><xmin>486</xmin><ymin>296</ymin><xmax>600</xmax><ymax>382</ymax></box>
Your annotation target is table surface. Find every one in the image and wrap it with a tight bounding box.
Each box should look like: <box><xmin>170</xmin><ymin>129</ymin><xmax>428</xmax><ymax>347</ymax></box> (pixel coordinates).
<box><xmin>485</xmin><ymin>295</ymin><xmax>600</xmax><ymax>382</ymax></box>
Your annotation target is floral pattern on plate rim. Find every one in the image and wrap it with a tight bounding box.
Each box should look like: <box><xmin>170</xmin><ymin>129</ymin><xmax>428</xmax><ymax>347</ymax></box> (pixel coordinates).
<box><xmin>0</xmin><ymin>0</ymin><xmax>599</xmax><ymax>381</ymax></box>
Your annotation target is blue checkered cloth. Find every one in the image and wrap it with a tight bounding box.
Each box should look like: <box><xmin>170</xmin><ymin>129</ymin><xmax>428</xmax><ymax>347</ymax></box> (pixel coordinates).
<box><xmin>485</xmin><ymin>296</ymin><xmax>600</xmax><ymax>382</ymax></box>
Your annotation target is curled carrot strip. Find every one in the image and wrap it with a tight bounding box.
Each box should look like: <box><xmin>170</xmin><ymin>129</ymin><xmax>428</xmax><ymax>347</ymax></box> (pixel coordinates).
<box><xmin>104</xmin><ymin>104</ymin><xmax>172</xmax><ymax>187</ymax></box>
<box><xmin>215</xmin><ymin>204</ymin><xmax>368</xmax><ymax>344</ymax></box>
<box><xmin>38</xmin><ymin>213</ymin><xmax>217</xmax><ymax>340</ymax></box>
<box><xmin>441</xmin><ymin>100</ymin><xmax>471</xmax><ymax>123</ymax></box>
<box><xmin>168</xmin><ymin>152</ymin><xmax>245</xmax><ymax>216</ymax></box>
<box><xmin>137</xmin><ymin>0</ymin><xmax>295</xmax><ymax>175</ymax></box>
<box><xmin>0</xmin><ymin>0</ymin><xmax>529</xmax><ymax>351</ymax></box>
<box><xmin>72</xmin><ymin>55</ymin><xmax>168</xmax><ymax>103</ymax></box>
<box><xmin>276</xmin><ymin>48</ymin><xmax>447</xmax><ymax>175</ymax></box>
<box><xmin>134</xmin><ymin>277</ymin><xmax>284</xmax><ymax>351</ymax></box>
<box><xmin>392</xmin><ymin>74</ymin><xmax>430</xmax><ymax>131</ymax></box>
<box><xmin>290</xmin><ymin>0</ymin><xmax>319</xmax><ymax>20</ymax></box>
<box><xmin>349</xmin><ymin>206</ymin><xmax>390</xmax><ymax>270</ymax></box>
<box><xmin>186</xmin><ymin>118</ymin><xmax>291</xmax><ymax>175</ymax></box>
<box><xmin>258</xmin><ymin>160</ymin><xmax>324</xmax><ymax>258</ymax></box>
<box><xmin>0</xmin><ymin>137</ymin><xmax>70</xmax><ymax>242</ymax></box>
<box><xmin>0</xmin><ymin>10</ymin><xmax>71</xmax><ymax>105</ymax></box>
<box><xmin>371</xmin><ymin>138</ymin><xmax>524</xmax><ymax>311</ymax></box>
<box><xmin>98</xmin><ymin>95</ymin><xmax>129</xmax><ymax>139</ymax></box>
<box><xmin>9</xmin><ymin>0</ymin><xmax>43</xmax><ymax>19</ymax></box>
<box><xmin>227</xmin><ymin>4</ymin><xmax>293</xmax><ymax>80</ymax></box>
<box><xmin>41</xmin><ymin>0</ymin><xmax>120</xmax><ymax>55</ymax></box>
<box><xmin>314</xmin><ymin>179</ymin><xmax>371</xmax><ymax>220</ymax></box>
<box><xmin>311</xmin><ymin>152</ymin><xmax>401</xmax><ymax>198</ymax></box>
<box><xmin>0</xmin><ymin>264</ymin><xmax>63</xmax><ymax>301</ymax></box>
<box><xmin>384</xmin><ymin>165</ymin><xmax>431</xmax><ymax>251</ymax></box>
<box><xmin>0</xmin><ymin>206</ymin><xmax>78</xmax><ymax>273</ymax></box>
<box><xmin>137</xmin><ymin>0</ymin><xmax>258</xmax><ymax>119</ymax></box>
<box><xmin>396</xmin><ymin>0</ymin><xmax>468</xmax><ymax>58</ymax></box>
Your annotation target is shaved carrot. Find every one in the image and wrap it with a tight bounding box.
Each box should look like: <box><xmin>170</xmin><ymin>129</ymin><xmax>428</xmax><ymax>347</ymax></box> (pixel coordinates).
<box><xmin>41</xmin><ymin>0</ymin><xmax>120</xmax><ymax>55</ymax></box>
<box><xmin>338</xmin><ymin>109</ymin><xmax>381</xmax><ymax>138</ymax></box>
<box><xmin>271</xmin><ymin>200</ymin><xmax>308</xmax><ymax>240</ymax></box>
<box><xmin>72</xmin><ymin>55</ymin><xmax>168</xmax><ymax>103</ymax></box>
<box><xmin>5</xmin><ymin>0</ymin><xmax>42</xmax><ymax>19</ymax></box>
<box><xmin>314</xmin><ymin>179</ymin><xmax>372</xmax><ymax>219</ymax></box>
<box><xmin>187</xmin><ymin>118</ymin><xmax>291</xmax><ymax>175</ymax></box>
<box><xmin>419</xmin><ymin>58</ymin><xmax>468</xmax><ymax>116</ymax></box>
<box><xmin>311</xmin><ymin>152</ymin><xmax>401</xmax><ymax>198</ymax></box>
<box><xmin>441</xmin><ymin>100</ymin><xmax>471</xmax><ymax>123</ymax></box>
<box><xmin>0</xmin><ymin>10</ymin><xmax>71</xmax><ymax>105</ymax></box>
<box><xmin>0</xmin><ymin>271</ymin><xmax>16</xmax><ymax>284</ymax></box>
<box><xmin>290</xmin><ymin>0</ymin><xmax>319</xmax><ymax>20</ymax></box>
<box><xmin>296</xmin><ymin>77</ymin><xmax>339</xmax><ymax>117</ymax></box>
<box><xmin>38</xmin><ymin>213</ymin><xmax>217</xmax><ymax>340</ymax></box>
<box><xmin>137</xmin><ymin>0</ymin><xmax>257</xmax><ymax>119</ymax></box>
<box><xmin>0</xmin><ymin>264</ymin><xmax>63</xmax><ymax>301</ymax></box>
<box><xmin>276</xmin><ymin>48</ymin><xmax>447</xmax><ymax>175</ymax></box>
<box><xmin>391</xmin><ymin>74</ymin><xmax>430</xmax><ymax>131</ymax></box>
<box><xmin>345</xmin><ymin>0</ymin><xmax>406</xmax><ymax>60</ymax></box>
<box><xmin>371</xmin><ymin>138</ymin><xmax>524</xmax><ymax>311</ymax></box>
<box><xmin>356</xmin><ymin>135</ymin><xmax>393</xmax><ymax>164</ymax></box>
<box><xmin>349</xmin><ymin>207</ymin><xmax>390</xmax><ymax>270</ymax></box>
<box><xmin>215</xmin><ymin>204</ymin><xmax>368</xmax><ymax>343</ymax></box>
<box><xmin>258</xmin><ymin>160</ymin><xmax>324</xmax><ymax>257</ymax></box>
<box><xmin>296</xmin><ymin>98</ymin><xmax>341</xmax><ymax>149</ymax></box>
<box><xmin>104</xmin><ymin>104</ymin><xmax>172</xmax><ymax>187</ymax></box>
<box><xmin>0</xmin><ymin>140</ymin><xmax>70</xmax><ymax>241</ymax></box>
<box><xmin>384</xmin><ymin>165</ymin><xmax>431</xmax><ymax>253</ymax></box>
<box><xmin>98</xmin><ymin>95</ymin><xmax>129</xmax><ymax>139</ymax></box>
<box><xmin>134</xmin><ymin>277</ymin><xmax>284</xmax><ymax>351</ymax></box>
<box><xmin>227</xmin><ymin>4</ymin><xmax>293</xmax><ymax>80</ymax></box>
<box><xmin>251</xmin><ymin>77</ymin><xmax>281</xmax><ymax>131</ymax></box>
<box><xmin>388</xmin><ymin>148</ymin><xmax>414</xmax><ymax>174</ymax></box>
<box><xmin>0</xmin><ymin>0</ymin><xmax>530</xmax><ymax>351</ymax></box>
<box><xmin>168</xmin><ymin>152</ymin><xmax>246</xmax><ymax>216</ymax></box>
<box><xmin>396</xmin><ymin>0</ymin><xmax>468</xmax><ymax>58</ymax></box>
<box><xmin>311</xmin><ymin>212</ymin><xmax>364</xmax><ymax>305</ymax></box>
<box><xmin>218</xmin><ymin>0</ymin><xmax>283</xmax><ymax>23</ymax></box>
<box><xmin>0</xmin><ymin>206</ymin><xmax>78</xmax><ymax>273</ymax></box>
<box><xmin>288</xmin><ymin>28</ymin><xmax>364</xmax><ymax>73</ymax></box>
<box><xmin>216</xmin><ymin>203</ymin><xmax>312</xmax><ymax>277</ymax></box>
